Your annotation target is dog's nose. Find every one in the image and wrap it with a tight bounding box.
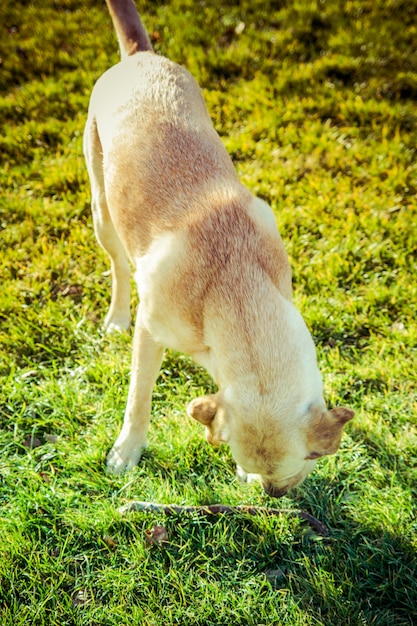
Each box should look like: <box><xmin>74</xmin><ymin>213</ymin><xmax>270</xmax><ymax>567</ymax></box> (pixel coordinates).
<box><xmin>263</xmin><ymin>482</ymin><xmax>289</xmax><ymax>498</ymax></box>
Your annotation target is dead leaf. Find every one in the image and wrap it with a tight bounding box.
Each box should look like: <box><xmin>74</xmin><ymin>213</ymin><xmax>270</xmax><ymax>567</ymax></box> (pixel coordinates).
<box><xmin>39</xmin><ymin>472</ymin><xmax>51</xmax><ymax>483</ymax></box>
<box><xmin>72</xmin><ymin>590</ymin><xmax>90</xmax><ymax>608</ymax></box>
<box><xmin>103</xmin><ymin>534</ymin><xmax>118</xmax><ymax>550</ymax></box>
<box><xmin>22</xmin><ymin>435</ymin><xmax>42</xmax><ymax>450</ymax></box>
<box><xmin>145</xmin><ymin>525</ymin><xmax>169</xmax><ymax>546</ymax></box>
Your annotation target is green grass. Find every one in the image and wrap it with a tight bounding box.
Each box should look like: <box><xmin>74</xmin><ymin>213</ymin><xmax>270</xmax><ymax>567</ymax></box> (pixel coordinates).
<box><xmin>1</xmin><ymin>0</ymin><xmax>416</xmax><ymax>624</ymax></box>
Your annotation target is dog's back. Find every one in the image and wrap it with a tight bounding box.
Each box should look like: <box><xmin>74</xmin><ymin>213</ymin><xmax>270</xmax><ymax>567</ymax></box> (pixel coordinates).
<box><xmin>88</xmin><ymin>15</ymin><xmax>245</xmax><ymax>260</ymax></box>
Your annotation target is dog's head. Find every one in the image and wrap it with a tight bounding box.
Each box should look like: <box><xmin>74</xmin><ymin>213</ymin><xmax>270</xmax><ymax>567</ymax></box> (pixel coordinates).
<box><xmin>187</xmin><ymin>393</ymin><xmax>353</xmax><ymax>496</ymax></box>
<box><xmin>187</xmin><ymin>277</ymin><xmax>353</xmax><ymax>496</ymax></box>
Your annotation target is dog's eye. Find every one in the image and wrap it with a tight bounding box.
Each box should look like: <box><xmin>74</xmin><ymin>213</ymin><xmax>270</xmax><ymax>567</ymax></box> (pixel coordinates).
<box><xmin>305</xmin><ymin>451</ymin><xmax>323</xmax><ymax>460</ymax></box>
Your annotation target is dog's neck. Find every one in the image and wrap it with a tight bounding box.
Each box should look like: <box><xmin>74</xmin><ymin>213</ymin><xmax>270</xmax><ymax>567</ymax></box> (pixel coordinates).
<box><xmin>200</xmin><ymin>281</ymin><xmax>322</xmax><ymax>409</ymax></box>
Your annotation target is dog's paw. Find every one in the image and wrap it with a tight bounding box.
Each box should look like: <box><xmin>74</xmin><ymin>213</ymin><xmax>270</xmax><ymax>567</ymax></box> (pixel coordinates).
<box><xmin>104</xmin><ymin>312</ymin><xmax>131</xmax><ymax>333</ymax></box>
<box><xmin>106</xmin><ymin>438</ymin><xmax>145</xmax><ymax>474</ymax></box>
<box><xmin>236</xmin><ymin>466</ymin><xmax>248</xmax><ymax>482</ymax></box>
<box><xmin>236</xmin><ymin>466</ymin><xmax>261</xmax><ymax>485</ymax></box>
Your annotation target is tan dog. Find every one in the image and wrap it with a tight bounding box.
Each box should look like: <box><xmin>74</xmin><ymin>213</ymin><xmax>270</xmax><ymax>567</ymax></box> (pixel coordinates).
<box><xmin>83</xmin><ymin>0</ymin><xmax>354</xmax><ymax>496</ymax></box>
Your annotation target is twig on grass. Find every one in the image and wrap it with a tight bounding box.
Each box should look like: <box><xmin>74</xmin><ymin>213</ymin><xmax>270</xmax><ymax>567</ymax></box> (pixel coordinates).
<box><xmin>118</xmin><ymin>501</ymin><xmax>329</xmax><ymax>536</ymax></box>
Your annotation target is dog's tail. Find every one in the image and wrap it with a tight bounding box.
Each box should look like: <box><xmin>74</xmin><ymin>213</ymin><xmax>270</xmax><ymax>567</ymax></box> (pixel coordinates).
<box><xmin>105</xmin><ymin>0</ymin><xmax>153</xmax><ymax>58</ymax></box>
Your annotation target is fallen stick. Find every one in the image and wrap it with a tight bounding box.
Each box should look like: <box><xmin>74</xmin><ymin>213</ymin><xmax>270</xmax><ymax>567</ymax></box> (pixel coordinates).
<box><xmin>118</xmin><ymin>500</ymin><xmax>329</xmax><ymax>536</ymax></box>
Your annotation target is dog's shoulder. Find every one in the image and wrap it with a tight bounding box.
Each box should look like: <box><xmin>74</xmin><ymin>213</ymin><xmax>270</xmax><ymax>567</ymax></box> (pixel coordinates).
<box><xmin>182</xmin><ymin>193</ymin><xmax>292</xmax><ymax>303</ymax></box>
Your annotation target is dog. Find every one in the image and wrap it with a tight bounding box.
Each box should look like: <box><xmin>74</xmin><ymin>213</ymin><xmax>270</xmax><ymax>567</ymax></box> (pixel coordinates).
<box><xmin>83</xmin><ymin>0</ymin><xmax>354</xmax><ymax>497</ymax></box>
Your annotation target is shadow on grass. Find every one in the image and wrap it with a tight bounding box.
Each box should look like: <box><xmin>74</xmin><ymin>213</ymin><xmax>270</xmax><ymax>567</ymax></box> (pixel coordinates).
<box><xmin>284</xmin><ymin>502</ymin><xmax>417</xmax><ymax>625</ymax></box>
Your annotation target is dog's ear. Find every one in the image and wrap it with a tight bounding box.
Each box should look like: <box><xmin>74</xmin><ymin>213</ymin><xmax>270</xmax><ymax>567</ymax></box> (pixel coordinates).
<box><xmin>330</xmin><ymin>407</ymin><xmax>355</xmax><ymax>425</ymax></box>
<box><xmin>187</xmin><ymin>395</ymin><xmax>218</xmax><ymax>425</ymax></box>
<box><xmin>187</xmin><ymin>395</ymin><xmax>230</xmax><ymax>446</ymax></box>
<box><xmin>305</xmin><ymin>406</ymin><xmax>354</xmax><ymax>458</ymax></box>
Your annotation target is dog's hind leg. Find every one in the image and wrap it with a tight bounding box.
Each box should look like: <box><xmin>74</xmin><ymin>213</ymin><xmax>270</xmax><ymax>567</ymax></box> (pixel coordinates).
<box><xmin>84</xmin><ymin>118</ymin><xmax>131</xmax><ymax>331</ymax></box>
<box><xmin>106</xmin><ymin>312</ymin><xmax>164</xmax><ymax>473</ymax></box>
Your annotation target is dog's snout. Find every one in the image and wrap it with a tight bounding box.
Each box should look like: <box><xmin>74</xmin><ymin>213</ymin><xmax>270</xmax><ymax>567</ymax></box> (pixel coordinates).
<box><xmin>263</xmin><ymin>482</ymin><xmax>289</xmax><ymax>498</ymax></box>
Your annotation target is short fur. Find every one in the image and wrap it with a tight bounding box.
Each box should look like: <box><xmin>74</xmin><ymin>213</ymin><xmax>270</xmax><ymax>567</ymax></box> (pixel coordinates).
<box><xmin>83</xmin><ymin>0</ymin><xmax>354</xmax><ymax>496</ymax></box>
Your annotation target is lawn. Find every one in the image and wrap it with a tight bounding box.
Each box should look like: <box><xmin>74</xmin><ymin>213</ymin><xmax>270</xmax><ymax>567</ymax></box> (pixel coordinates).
<box><xmin>0</xmin><ymin>0</ymin><xmax>416</xmax><ymax>624</ymax></box>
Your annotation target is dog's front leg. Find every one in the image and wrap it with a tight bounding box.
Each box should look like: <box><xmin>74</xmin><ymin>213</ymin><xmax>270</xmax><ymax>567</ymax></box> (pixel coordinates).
<box><xmin>106</xmin><ymin>312</ymin><xmax>164</xmax><ymax>474</ymax></box>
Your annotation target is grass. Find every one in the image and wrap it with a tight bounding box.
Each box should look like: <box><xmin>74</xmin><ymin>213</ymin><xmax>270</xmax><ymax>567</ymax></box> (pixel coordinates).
<box><xmin>0</xmin><ymin>0</ymin><xmax>416</xmax><ymax>624</ymax></box>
